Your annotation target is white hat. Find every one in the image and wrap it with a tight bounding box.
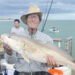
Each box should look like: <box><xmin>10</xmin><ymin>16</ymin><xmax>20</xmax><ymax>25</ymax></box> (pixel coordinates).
<box><xmin>21</xmin><ymin>5</ymin><xmax>42</xmax><ymax>24</ymax></box>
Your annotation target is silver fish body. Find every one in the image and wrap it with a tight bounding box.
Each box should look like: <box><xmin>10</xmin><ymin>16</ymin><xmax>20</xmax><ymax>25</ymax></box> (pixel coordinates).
<box><xmin>1</xmin><ymin>34</ymin><xmax>75</xmax><ymax>70</ymax></box>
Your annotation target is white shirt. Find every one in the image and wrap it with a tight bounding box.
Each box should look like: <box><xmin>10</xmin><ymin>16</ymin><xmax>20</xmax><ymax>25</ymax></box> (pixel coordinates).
<box><xmin>11</xmin><ymin>27</ymin><xmax>25</xmax><ymax>35</ymax></box>
<box><xmin>24</xmin><ymin>30</ymin><xmax>53</xmax><ymax>44</ymax></box>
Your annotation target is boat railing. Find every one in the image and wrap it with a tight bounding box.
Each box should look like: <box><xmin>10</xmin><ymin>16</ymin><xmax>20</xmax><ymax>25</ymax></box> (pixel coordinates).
<box><xmin>53</xmin><ymin>37</ymin><xmax>72</xmax><ymax>56</ymax></box>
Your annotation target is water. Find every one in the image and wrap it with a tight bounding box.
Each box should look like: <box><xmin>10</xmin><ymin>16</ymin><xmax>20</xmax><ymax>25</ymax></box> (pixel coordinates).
<box><xmin>0</xmin><ymin>20</ymin><xmax>75</xmax><ymax>59</ymax></box>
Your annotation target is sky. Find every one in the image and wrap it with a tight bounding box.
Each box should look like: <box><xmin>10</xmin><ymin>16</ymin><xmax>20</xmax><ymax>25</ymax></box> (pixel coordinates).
<box><xmin>0</xmin><ymin>0</ymin><xmax>75</xmax><ymax>20</ymax></box>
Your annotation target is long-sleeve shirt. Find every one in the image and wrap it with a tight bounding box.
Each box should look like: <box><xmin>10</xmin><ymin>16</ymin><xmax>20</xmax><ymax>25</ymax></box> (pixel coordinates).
<box><xmin>4</xmin><ymin>30</ymin><xmax>53</xmax><ymax>72</ymax></box>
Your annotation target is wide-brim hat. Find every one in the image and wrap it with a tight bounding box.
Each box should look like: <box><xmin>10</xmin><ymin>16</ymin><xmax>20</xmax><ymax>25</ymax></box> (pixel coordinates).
<box><xmin>21</xmin><ymin>5</ymin><xmax>43</xmax><ymax>24</ymax></box>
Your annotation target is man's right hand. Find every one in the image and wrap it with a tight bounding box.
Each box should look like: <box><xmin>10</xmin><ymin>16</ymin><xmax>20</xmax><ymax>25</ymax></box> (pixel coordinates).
<box><xmin>4</xmin><ymin>43</ymin><xmax>12</xmax><ymax>55</ymax></box>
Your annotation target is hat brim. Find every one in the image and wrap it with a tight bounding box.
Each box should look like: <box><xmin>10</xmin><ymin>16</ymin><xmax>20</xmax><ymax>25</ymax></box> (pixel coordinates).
<box><xmin>21</xmin><ymin>12</ymin><xmax>42</xmax><ymax>24</ymax></box>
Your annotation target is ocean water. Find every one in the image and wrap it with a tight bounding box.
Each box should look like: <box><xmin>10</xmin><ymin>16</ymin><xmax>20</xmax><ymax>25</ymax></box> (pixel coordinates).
<box><xmin>0</xmin><ymin>20</ymin><xmax>75</xmax><ymax>59</ymax></box>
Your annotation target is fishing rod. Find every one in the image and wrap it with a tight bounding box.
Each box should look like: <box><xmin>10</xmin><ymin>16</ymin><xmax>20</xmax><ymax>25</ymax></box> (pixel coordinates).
<box><xmin>41</xmin><ymin>0</ymin><xmax>53</xmax><ymax>32</ymax></box>
<box><xmin>42</xmin><ymin>0</ymin><xmax>49</xmax><ymax>29</ymax></box>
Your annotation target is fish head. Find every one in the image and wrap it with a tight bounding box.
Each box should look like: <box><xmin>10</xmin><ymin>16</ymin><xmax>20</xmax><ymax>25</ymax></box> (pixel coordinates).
<box><xmin>1</xmin><ymin>34</ymin><xmax>24</xmax><ymax>53</ymax></box>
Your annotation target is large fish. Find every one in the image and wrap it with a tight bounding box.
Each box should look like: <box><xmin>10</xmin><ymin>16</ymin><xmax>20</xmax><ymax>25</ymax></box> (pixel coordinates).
<box><xmin>1</xmin><ymin>34</ymin><xmax>75</xmax><ymax>70</ymax></box>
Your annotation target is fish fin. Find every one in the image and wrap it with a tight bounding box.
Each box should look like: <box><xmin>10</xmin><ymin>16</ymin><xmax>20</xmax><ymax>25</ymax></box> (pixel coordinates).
<box><xmin>23</xmin><ymin>53</ymin><xmax>30</xmax><ymax>63</ymax></box>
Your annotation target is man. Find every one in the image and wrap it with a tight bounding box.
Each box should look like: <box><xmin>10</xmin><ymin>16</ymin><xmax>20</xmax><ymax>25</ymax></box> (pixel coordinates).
<box><xmin>11</xmin><ymin>19</ymin><xmax>25</xmax><ymax>35</ymax></box>
<box><xmin>4</xmin><ymin>5</ymin><xmax>59</xmax><ymax>75</ymax></box>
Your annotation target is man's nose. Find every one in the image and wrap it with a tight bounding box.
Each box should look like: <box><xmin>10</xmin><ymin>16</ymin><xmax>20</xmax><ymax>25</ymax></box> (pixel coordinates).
<box><xmin>32</xmin><ymin>18</ymin><xmax>35</xmax><ymax>21</ymax></box>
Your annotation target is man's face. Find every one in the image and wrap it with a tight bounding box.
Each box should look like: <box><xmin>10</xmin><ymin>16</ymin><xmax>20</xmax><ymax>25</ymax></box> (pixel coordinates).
<box><xmin>14</xmin><ymin>21</ymin><xmax>20</xmax><ymax>28</ymax></box>
<box><xmin>27</xmin><ymin>14</ymin><xmax>40</xmax><ymax>29</ymax></box>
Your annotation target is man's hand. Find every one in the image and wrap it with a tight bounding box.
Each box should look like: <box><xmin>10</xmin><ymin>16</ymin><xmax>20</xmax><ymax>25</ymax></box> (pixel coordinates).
<box><xmin>46</xmin><ymin>56</ymin><xmax>59</xmax><ymax>67</ymax></box>
<box><xmin>4</xmin><ymin>43</ymin><xmax>12</xmax><ymax>55</ymax></box>
<box><xmin>6</xmin><ymin>48</ymin><xmax>12</xmax><ymax>55</ymax></box>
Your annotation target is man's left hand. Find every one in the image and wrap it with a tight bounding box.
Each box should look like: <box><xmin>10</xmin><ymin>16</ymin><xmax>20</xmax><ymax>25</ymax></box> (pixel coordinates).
<box><xmin>46</xmin><ymin>56</ymin><xmax>59</xmax><ymax>67</ymax></box>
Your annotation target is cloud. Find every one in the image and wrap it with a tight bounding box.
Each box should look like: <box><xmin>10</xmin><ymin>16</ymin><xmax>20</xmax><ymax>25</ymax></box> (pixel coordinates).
<box><xmin>0</xmin><ymin>0</ymin><xmax>75</xmax><ymax>19</ymax></box>
<box><xmin>52</xmin><ymin>2</ymin><xmax>75</xmax><ymax>11</ymax></box>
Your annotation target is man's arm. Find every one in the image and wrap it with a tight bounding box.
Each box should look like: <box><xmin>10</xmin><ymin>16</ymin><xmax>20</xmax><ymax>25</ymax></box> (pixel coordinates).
<box><xmin>3</xmin><ymin>43</ymin><xmax>17</xmax><ymax>64</ymax></box>
<box><xmin>43</xmin><ymin>35</ymin><xmax>59</xmax><ymax>67</ymax></box>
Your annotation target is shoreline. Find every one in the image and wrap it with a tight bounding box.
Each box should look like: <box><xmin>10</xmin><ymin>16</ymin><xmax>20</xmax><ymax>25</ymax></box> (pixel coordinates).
<box><xmin>0</xmin><ymin>20</ymin><xmax>13</xmax><ymax>21</ymax></box>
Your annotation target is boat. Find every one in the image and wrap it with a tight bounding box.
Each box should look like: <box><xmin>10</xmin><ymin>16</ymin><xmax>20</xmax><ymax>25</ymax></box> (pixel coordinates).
<box><xmin>49</xmin><ymin>27</ymin><xmax>59</xmax><ymax>33</ymax></box>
